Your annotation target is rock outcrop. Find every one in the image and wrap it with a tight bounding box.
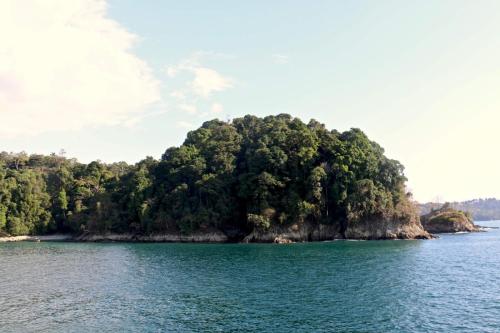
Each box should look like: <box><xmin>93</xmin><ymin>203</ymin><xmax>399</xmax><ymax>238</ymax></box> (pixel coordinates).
<box><xmin>344</xmin><ymin>199</ymin><xmax>432</xmax><ymax>240</ymax></box>
<box><xmin>420</xmin><ymin>206</ymin><xmax>480</xmax><ymax>233</ymax></box>
<box><xmin>241</xmin><ymin>215</ymin><xmax>431</xmax><ymax>243</ymax></box>
<box><xmin>242</xmin><ymin>222</ymin><xmax>342</xmax><ymax>243</ymax></box>
<box><xmin>345</xmin><ymin>217</ymin><xmax>432</xmax><ymax>240</ymax></box>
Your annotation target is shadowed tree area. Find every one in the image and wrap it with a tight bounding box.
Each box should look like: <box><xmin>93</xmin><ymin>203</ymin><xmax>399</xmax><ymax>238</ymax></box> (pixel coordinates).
<box><xmin>0</xmin><ymin>115</ymin><xmax>415</xmax><ymax>238</ymax></box>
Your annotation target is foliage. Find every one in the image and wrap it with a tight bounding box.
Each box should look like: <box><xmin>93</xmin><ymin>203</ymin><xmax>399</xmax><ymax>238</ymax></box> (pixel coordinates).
<box><xmin>0</xmin><ymin>115</ymin><xmax>415</xmax><ymax>237</ymax></box>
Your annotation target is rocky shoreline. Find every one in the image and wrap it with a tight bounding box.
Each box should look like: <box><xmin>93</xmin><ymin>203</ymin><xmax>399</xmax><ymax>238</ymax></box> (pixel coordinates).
<box><xmin>0</xmin><ymin>234</ymin><xmax>73</xmax><ymax>242</ymax></box>
<box><xmin>73</xmin><ymin>217</ymin><xmax>434</xmax><ymax>244</ymax></box>
<box><xmin>0</xmin><ymin>218</ymin><xmax>435</xmax><ymax>243</ymax></box>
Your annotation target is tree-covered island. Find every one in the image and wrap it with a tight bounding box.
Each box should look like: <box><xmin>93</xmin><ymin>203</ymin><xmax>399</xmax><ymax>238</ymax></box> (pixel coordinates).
<box><xmin>0</xmin><ymin>114</ymin><xmax>431</xmax><ymax>242</ymax></box>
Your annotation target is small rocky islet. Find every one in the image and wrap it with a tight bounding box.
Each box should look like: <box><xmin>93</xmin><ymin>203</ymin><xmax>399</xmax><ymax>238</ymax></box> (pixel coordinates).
<box><xmin>420</xmin><ymin>204</ymin><xmax>482</xmax><ymax>234</ymax></box>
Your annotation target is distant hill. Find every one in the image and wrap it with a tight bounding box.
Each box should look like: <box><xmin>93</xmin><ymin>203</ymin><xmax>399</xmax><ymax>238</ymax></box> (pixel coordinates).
<box><xmin>419</xmin><ymin>199</ymin><xmax>500</xmax><ymax>221</ymax></box>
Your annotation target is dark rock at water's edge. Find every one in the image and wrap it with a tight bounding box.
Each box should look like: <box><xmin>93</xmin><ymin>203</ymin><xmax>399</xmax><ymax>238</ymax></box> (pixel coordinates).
<box><xmin>243</xmin><ymin>219</ymin><xmax>432</xmax><ymax>243</ymax></box>
<box><xmin>420</xmin><ymin>204</ymin><xmax>481</xmax><ymax>234</ymax></box>
<box><xmin>76</xmin><ymin>216</ymin><xmax>432</xmax><ymax>243</ymax></box>
<box><xmin>242</xmin><ymin>198</ymin><xmax>432</xmax><ymax>242</ymax></box>
<box><xmin>1</xmin><ymin>206</ymin><xmax>433</xmax><ymax>243</ymax></box>
<box><xmin>1</xmin><ymin>214</ymin><xmax>433</xmax><ymax>243</ymax></box>
<box><xmin>75</xmin><ymin>229</ymin><xmax>229</xmax><ymax>243</ymax></box>
<box><xmin>242</xmin><ymin>222</ymin><xmax>342</xmax><ymax>243</ymax></box>
<box><xmin>1</xmin><ymin>220</ymin><xmax>433</xmax><ymax>243</ymax></box>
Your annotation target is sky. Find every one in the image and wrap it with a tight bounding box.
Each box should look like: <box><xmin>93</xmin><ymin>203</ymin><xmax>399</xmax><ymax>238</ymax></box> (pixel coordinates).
<box><xmin>1</xmin><ymin>0</ymin><xmax>499</xmax><ymax>203</ymax></box>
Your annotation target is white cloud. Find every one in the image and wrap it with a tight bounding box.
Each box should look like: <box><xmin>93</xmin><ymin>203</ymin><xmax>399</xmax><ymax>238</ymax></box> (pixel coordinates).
<box><xmin>166</xmin><ymin>53</ymin><xmax>233</xmax><ymax>98</ymax></box>
<box><xmin>211</xmin><ymin>102</ymin><xmax>224</xmax><ymax>114</ymax></box>
<box><xmin>165</xmin><ymin>52</ymin><xmax>234</xmax><ymax>127</ymax></box>
<box><xmin>0</xmin><ymin>0</ymin><xmax>160</xmax><ymax>137</ymax></box>
<box><xmin>190</xmin><ymin>67</ymin><xmax>233</xmax><ymax>98</ymax></box>
<box><xmin>272</xmin><ymin>54</ymin><xmax>289</xmax><ymax>64</ymax></box>
<box><xmin>178</xmin><ymin>103</ymin><xmax>197</xmax><ymax>114</ymax></box>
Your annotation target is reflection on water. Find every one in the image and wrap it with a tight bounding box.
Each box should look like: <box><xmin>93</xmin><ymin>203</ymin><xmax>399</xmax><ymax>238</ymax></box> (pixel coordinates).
<box><xmin>1</xmin><ymin>222</ymin><xmax>499</xmax><ymax>333</ymax></box>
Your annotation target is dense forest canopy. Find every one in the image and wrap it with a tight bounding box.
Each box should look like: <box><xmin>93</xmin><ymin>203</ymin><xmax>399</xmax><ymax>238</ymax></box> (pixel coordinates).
<box><xmin>0</xmin><ymin>114</ymin><xmax>415</xmax><ymax>238</ymax></box>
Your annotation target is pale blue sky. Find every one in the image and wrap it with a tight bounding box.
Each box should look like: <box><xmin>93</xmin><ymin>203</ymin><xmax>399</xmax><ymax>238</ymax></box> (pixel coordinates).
<box><xmin>2</xmin><ymin>0</ymin><xmax>500</xmax><ymax>202</ymax></box>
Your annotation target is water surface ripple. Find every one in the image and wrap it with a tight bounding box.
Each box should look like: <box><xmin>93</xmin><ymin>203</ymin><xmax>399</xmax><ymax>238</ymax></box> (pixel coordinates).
<box><xmin>1</xmin><ymin>221</ymin><xmax>499</xmax><ymax>332</ymax></box>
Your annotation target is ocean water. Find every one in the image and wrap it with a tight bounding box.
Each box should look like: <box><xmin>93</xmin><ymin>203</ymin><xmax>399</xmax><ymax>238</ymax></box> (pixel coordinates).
<box><xmin>1</xmin><ymin>221</ymin><xmax>499</xmax><ymax>333</ymax></box>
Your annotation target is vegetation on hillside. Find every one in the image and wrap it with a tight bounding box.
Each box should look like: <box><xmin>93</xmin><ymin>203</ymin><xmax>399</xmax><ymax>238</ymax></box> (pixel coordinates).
<box><xmin>0</xmin><ymin>114</ymin><xmax>416</xmax><ymax>238</ymax></box>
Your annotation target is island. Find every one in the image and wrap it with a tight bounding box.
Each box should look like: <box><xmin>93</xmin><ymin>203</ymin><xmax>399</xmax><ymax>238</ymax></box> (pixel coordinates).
<box><xmin>420</xmin><ymin>198</ymin><xmax>500</xmax><ymax>221</ymax></box>
<box><xmin>420</xmin><ymin>204</ymin><xmax>481</xmax><ymax>233</ymax></box>
<box><xmin>0</xmin><ymin>114</ymin><xmax>431</xmax><ymax>242</ymax></box>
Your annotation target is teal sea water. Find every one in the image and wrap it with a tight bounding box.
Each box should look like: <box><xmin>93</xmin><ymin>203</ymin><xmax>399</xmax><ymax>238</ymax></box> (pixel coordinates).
<box><xmin>1</xmin><ymin>221</ymin><xmax>499</xmax><ymax>333</ymax></box>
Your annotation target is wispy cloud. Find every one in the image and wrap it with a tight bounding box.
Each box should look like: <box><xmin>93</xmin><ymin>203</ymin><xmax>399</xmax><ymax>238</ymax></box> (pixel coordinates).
<box><xmin>272</xmin><ymin>54</ymin><xmax>290</xmax><ymax>64</ymax></box>
<box><xmin>166</xmin><ymin>53</ymin><xmax>234</xmax><ymax>99</ymax></box>
<box><xmin>190</xmin><ymin>67</ymin><xmax>233</xmax><ymax>98</ymax></box>
<box><xmin>0</xmin><ymin>0</ymin><xmax>161</xmax><ymax>137</ymax></box>
<box><xmin>166</xmin><ymin>52</ymin><xmax>234</xmax><ymax>119</ymax></box>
